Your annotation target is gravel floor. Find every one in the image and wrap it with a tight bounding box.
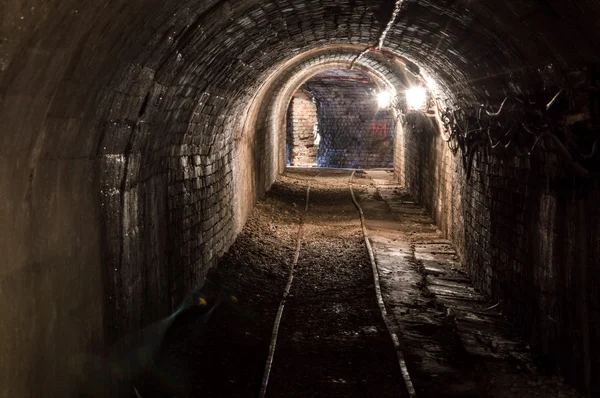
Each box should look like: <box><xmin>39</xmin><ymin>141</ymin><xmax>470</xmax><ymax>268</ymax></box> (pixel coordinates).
<box><xmin>134</xmin><ymin>167</ymin><xmax>581</xmax><ymax>398</ymax></box>
<box><xmin>266</xmin><ymin>171</ymin><xmax>406</xmax><ymax>398</ymax></box>
<box><xmin>136</xmin><ymin>177</ymin><xmax>306</xmax><ymax>397</ymax></box>
<box><xmin>135</xmin><ymin>169</ymin><xmax>406</xmax><ymax>397</ymax></box>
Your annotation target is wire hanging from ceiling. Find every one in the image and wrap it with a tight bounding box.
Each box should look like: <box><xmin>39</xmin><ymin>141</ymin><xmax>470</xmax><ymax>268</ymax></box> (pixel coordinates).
<box><xmin>350</xmin><ymin>0</ymin><xmax>404</xmax><ymax>68</ymax></box>
<box><xmin>377</xmin><ymin>0</ymin><xmax>404</xmax><ymax>50</ymax></box>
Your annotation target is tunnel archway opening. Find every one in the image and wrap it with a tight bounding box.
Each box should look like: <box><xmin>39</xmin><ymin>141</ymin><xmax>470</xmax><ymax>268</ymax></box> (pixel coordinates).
<box><xmin>285</xmin><ymin>69</ymin><xmax>396</xmax><ymax>170</ymax></box>
<box><xmin>4</xmin><ymin>0</ymin><xmax>600</xmax><ymax>392</ymax></box>
<box><xmin>237</xmin><ymin>45</ymin><xmax>444</xmax><ymax>191</ymax></box>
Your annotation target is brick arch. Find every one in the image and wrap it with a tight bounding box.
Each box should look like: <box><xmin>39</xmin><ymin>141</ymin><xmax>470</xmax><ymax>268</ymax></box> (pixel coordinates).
<box><xmin>2</xmin><ymin>1</ymin><xmax>600</xmax><ymax>395</ymax></box>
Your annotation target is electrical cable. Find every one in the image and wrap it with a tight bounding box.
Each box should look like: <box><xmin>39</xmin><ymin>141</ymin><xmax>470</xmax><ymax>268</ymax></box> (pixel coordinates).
<box><xmin>350</xmin><ymin>0</ymin><xmax>404</xmax><ymax>68</ymax></box>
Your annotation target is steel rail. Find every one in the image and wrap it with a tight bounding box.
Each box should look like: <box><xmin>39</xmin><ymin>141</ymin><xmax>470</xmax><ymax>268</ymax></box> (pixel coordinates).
<box><xmin>348</xmin><ymin>171</ymin><xmax>417</xmax><ymax>398</ymax></box>
<box><xmin>258</xmin><ymin>179</ymin><xmax>313</xmax><ymax>398</ymax></box>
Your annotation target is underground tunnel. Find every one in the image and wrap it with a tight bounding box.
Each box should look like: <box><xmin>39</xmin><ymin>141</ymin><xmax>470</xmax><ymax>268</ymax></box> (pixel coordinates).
<box><xmin>1</xmin><ymin>0</ymin><xmax>600</xmax><ymax>397</ymax></box>
<box><xmin>286</xmin><ymin>69</ymin><xmax>395</xmax><ymax>168</ymax></box>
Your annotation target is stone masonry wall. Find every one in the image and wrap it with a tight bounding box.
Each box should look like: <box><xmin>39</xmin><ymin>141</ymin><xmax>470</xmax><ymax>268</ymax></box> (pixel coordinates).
<box><xmin>4</xmin><ymin>0</ymin><xmax>600</xmax><ymax>395</ymax></box>
<box><xmin>397</xmin><ymin>114</ymin><xmax>600</xmax><ymax>394</ymax></box>
<box><xmin>287</xmin><ymin>88</ymin><xmax>318</xmax><ymax>166</ymax></box>
<box><xmin>308</xmin><ymin>80</ymin><xmax>394</xmax><ymax>169</ymax></box>
<box><xmin>167</xmin><ymin>146</ymin><xmax>235</xmax><ymax>308</ymax></box>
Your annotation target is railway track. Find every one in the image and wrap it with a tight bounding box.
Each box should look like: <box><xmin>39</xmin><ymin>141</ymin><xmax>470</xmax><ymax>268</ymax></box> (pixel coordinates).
<box><xmin>259</xmin><ymin>170</ymin><xmax>415</xmax><ymax>398</ymax></box>
<box><xmin>137</xmin><ymin>168</ymin><xmax>581</xmax><ymax>398</ymax></box>
<box><xmin>135</xmin><ymin>169</ymin><xmax>579</xmax><ymax>398</ymax></box>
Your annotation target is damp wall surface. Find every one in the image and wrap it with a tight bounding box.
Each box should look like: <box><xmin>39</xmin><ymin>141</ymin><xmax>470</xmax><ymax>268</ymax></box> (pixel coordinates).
<box><xmin>396</xmin><ymin>114</ymin><xmax>600</xmax><ymax>394</ymax></box>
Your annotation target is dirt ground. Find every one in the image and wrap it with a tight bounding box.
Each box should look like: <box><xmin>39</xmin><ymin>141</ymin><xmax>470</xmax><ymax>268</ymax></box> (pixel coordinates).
<box><xmin>135</xmin><ymin>176</ymin><xmax>305</xmax><ymax>397</ymax></box>
<box><xmin>266</xmin><ymin>170</ymin><xmax>406</xmax><ymax>397</ymax></box>
<box><xmin>135</xmin><ymin>169</ymin><xmax>406</xmax><ymax>397</ymax></box>
<box><xmin>134</xmin><ymin>168</ymin><xmax>581</xmax><ymax>398</ymax></box>
<box><xmin>355</xmin><ymin>169</ymin><xmax>580</xmax><ymax>398</ymax></box>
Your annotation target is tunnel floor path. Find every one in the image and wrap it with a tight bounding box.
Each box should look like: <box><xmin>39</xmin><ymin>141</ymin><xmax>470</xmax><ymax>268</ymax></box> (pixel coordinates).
<box><xmin>136</xmin><ymin>169</ymin><xmax>407</xmax><ymax>397</ymax></box>
<box><xmin>354</xmin><ymin>169</ymin><xmax>580</xmax><ymax>398</ymax></box>
<box><xmin>264</xmin><ymin>170</ymin><xmax>407</xmax><ymax>397</ymax></box>
<box><xmin>136</xmin><ymin>168</ymin><xmax>580</xmax><ymax>398</ymax></box>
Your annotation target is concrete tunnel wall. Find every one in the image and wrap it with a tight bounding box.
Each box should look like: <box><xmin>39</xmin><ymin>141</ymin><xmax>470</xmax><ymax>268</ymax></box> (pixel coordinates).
<box><xmin>1</xmin><ymin>0</ymin><xmax>600</xmax><ymax>395</ymax></box>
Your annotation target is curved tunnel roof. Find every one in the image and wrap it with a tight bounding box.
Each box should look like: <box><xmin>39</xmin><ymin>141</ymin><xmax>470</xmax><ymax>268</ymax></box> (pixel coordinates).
<box><xmin>3</xmin><ymin>1</ymin><xmax>599</xmax><ymax>148</ymax></box>
<box><xmin>1</xmin><ymin>1</ymin><xmax>599</xmax><ymax>395</ymax></box>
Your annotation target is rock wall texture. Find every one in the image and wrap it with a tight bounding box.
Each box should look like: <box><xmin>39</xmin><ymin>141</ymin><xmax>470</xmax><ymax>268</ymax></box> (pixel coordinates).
<box><xmin>308</xmin><ymin>79</ymin><xmax>395</xmax><ymax>169</ymax></box>
<box><xmin>396</xmin><ymin>114</ymin><xmax>600</xmax><ymax>395</ymax></box>
<box><xmin>287</xmin><ymin>88</ymin><xmax>318</xmax><ymax>166</ymax></box>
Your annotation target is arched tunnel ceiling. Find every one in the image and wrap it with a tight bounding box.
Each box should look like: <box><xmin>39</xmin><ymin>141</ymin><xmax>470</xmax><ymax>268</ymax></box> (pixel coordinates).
<box><xmin>1</xmin><ymin>1</ymin><xmax>598</xmax><ymax>174</ymax></box>
<box><xmin>1</xmin><ymin>2</ymin><xmax>598</xmax><ymax>168</ymax></box>
<box><xmin>1</xmin><ymin>2</ymin><xmax>600</xmax><ymax>394</ymax></box>
<box><xmin>310</xmin><ymin>69</ymin><xmax>374</xmax><ymax>83</ymax></box>
<box><xmin>3</xmin><ymin>1</ymin><xmax>600</xmax><ymax>125</ymax></box>
<box><xmin>0</xmin><ymin>0</ymin><xmax>598</xmax><ymax>311</ymax></box>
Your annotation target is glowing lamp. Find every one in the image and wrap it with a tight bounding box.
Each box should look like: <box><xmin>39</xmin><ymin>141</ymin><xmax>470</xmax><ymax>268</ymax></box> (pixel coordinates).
<box><xmin>377</xmin><ymin>91</ymin><xmax>391</xmax><ymax>108</ymax></box>
<box><xmin>405</xmin><ymin>87</ymin><xmax>427</xmax><ymax>111</ymax></box>
<box><xmin>423</xmin><ymin>75</ymin><xmax>439</xmax><ymax>94</ymax></box>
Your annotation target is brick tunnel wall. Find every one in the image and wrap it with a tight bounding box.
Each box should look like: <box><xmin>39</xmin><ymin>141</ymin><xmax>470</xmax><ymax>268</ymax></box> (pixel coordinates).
<box><xmin>308</xmin><ymin>80</ymin><xmax>395</xmax><ymax>169</ymax></box>
<box><xmin>0</xmin><ymin>2</ymin><xmax>306</xmax><ymax>394</ymax></box>
<box><xmin>397</xmin><ymin>113</ymin><xmax>600</xmax><ymax>393</ymax></box>
<box><xmin>286</xmin><ymin>88</ymin><xmax>318</xmax><ymax>166</ymax></box>
<box><xmin>3</xmin><ymin>0</ymin><xmax>600</xmax><ymax>396</ymax></box>
<box><xmin>167</xmin><ymin>144</ymin><xmax>236</xmax><ymax>308</ymax></box>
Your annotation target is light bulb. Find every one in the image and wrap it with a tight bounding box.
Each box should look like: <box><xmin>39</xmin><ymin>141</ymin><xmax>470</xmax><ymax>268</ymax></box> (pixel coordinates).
<box><xmin>377</xmin><ymin>91</ymin><xmax>391</xmax><ymax>108</ymax></box>
<box><xmin>406</xmin><ymin>87</ymin><xmax>427</xmax><ymax>111</ymax></box>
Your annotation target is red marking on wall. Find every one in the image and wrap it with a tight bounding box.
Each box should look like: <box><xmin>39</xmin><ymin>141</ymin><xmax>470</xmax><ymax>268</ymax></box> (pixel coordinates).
<box><xmin>371</xmin><ymin>123</ymin><xmax>387</xmax><ymax>137</ymax></box>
